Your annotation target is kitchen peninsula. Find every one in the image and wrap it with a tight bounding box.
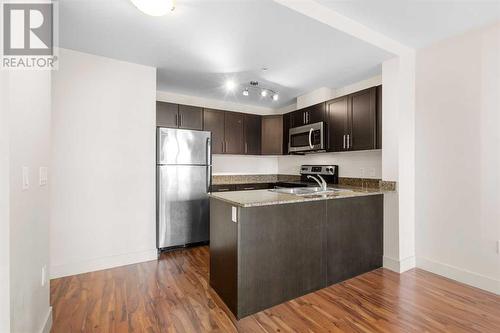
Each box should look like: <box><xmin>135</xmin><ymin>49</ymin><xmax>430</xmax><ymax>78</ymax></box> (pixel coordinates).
<box><xmin>209</xmin><ymin>181</ymin><xmax>385</xmax><ymax>319</ymax></box>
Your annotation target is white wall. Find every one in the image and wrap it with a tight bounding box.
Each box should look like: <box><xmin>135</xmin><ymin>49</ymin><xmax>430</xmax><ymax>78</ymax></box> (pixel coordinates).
<box><xmin>207</xmin><ymin>77</ymin><xmax>384</xmax><ymax>177</ymax></box>
<box><xmin>213</xmin><ymin>155</ymin><xmax>278</xmax><ymax>175</ymax></box>
<box><xmin>415</xmin><ymin>23</ymin><xmax>500</xmax><ymax>294</ymax></box>
<box><xmin>0</xmin><ymin>71</ymin><xmax>11</xmax><ymax>333</ymax></box>
<box><xmin>278</xmin><ymin>151</ymin><xmax>382</xmax><ymax>178</ymax></box>
<box><xmin>50</xmin><ymin>49</ymin><xmax>157</xmax><ymax>278</ymax></box>
<box><xmin>157</xmin><ymin>90</ymin><xmax>277</xmax><ymax>115</ymax></box>
<box><xmin>7</xmin><ymin>70</ymin><xmax>52</xmax><ymax>333</ymax></box>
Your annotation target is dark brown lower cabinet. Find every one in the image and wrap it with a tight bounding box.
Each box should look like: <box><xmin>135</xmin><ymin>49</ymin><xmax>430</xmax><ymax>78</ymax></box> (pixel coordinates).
<box><xmin>203</xmin><ymin>109</ymin><xmax>225</xmax><ymax>154</ymax></box>
<box><xmin>210</xmin><ymin>195</ymin><xmax>383</xmax><ymax>319</ymax></box>
<box><xmin>326</xmin><ymin>195</ymin><xmax>383</xmax><ymax>285</ymax></box>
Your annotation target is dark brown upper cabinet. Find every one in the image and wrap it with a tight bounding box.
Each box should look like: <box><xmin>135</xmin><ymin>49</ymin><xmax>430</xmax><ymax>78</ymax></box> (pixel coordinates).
<box><xmin>304</xmin><ymin>103</ymin><xmax>326</xmax><ymax>124</ymax></box>
<box><xmin>289</xmin><ymin>103</ymin><xmax>325</xmax><ymax>128</ymax></box>
<box><xmin>203</xmin><ymin>108</ymin><xmax>225</xmax><ymax>154</ymax></box>
<box><xmin>289</xmin><ymin>109</ymin><xmax>305</xmax><ymax>128</ymax></box>
<box><xmin>350</xmin><ymin>87</ymin><xmax>377</xmax><ymax>151</ymax></box>
<box><xmin>376</xmin><ymin>85</ymin><xmax>382</xmax><ymax>149</ymax></box>
<box><xmin>244</xmin><ymin>114</ymin><xmax>262</xmax><ymax>155</ymax></box>
<box><xmin>326</xmin><ymin>86</ymin><xmax>380</xmax><ymax>152</ymax></box>
<box><xmin>282</xmin><ymin>112</ymin><xmax>290</xmax><ymax>155</ymax></box>
<box><xmin>157</xmin><ymin>102</ymin><xmax>203</xmax><ymax>130</ymax></box>
<box><xmin>261</xmin><ymin>115</ymin><xmax>283</xmax><ymax>155</ymax></box>
<box><xmin>156</xmin><ymin>102</ymin><xmax>179</xmax><ymax>128</ymax></box>
<box><xmin>326</xmin><ymin>96</ymin><xmax>349</xmax><ymax>152</ymax></box>
<box><xmin>224</xmin><ymin>112</ymin><xmax>245</xmax><ymax>154</ymax></box>
<box><xmin>178</xmin><ymin>105</ymin><xmax>203</xmax><ymax>130</ymax></box>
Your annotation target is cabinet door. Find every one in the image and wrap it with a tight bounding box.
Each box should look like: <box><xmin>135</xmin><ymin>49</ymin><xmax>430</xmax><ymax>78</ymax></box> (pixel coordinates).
<box><xmin>376</xmin><ymin>85</ymin><xmax>382</xmax><ymax>149</ymax></box>
<box><xmin>244</xmin><ymin>114</ymin><xmax>262</xmax><ymax>155</ymax></box>
<box><xmin>261</xmin><ymin>115</ymin><xmax>283</xmax><ymax>155</ymax></box>
<box><xmin>282</xmin><ymin>112</ymin><xmax>290</xmax><ymax>155</ymax></box>
<box><xmin>305</xmin><ymin>103</ymin><xmax>325</xmax><ymax>124</ymax></box>
<box><xmin>289</xmin><ymin>110</ymin><xmax>305</xmax><ymax>128</ymax></box>
<box><xmin>203</xmin><ymin>109</ymin><xmax>225</xmax><ymax>154</ymax></box>
<box><xmin>179</xmin><ymin>105</ymin><xmax>203</xmax><ymax>130</ymax></box>
<box><xmin>326</xmin><ymin>195</ymin><xmax>383</xmax><ymax>285</ymax></box>
<box><xmin>350</xmin><ymin>87</ymin><xmax>377</xmax><ymax>151</ymax></box>
<box><xmin>156</xmin><ymin>102</ymin><xmax>179</xmax><ymax>128</ymax></box>
<box><xmin>326</xmin><ymin>96</ymin><xmax>349</xmax><ymax>152</ymax></box>
<box><xmin>224</xmin><ymin>112</ymin><xmax>245</xmax><ymax>154</ymax></box>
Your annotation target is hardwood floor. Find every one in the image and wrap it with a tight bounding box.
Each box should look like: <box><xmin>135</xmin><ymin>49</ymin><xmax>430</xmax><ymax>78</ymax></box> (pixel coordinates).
<box><xmin>51</xmin><ymin>246</ymin><xmax>500</xmax><ymax>333</ymax></box>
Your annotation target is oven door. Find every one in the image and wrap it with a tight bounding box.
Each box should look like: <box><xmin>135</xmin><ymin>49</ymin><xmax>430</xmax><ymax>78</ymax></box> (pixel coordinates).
<box><xmin>288</xmin><ymin>122</ymin><xmax>325</xmax><ymax>153</ymax></box>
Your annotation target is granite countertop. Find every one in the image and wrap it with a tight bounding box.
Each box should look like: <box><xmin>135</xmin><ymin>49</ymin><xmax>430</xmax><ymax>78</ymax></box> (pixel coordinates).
<box><xmin>209</xmin><ymin>185</ymin><xmax>387</xmax><ymax>208</ymax></box>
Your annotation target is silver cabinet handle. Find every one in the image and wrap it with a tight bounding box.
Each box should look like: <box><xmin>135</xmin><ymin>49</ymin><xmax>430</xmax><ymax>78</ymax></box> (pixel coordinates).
<box><xmin>303</xmin><ymin>113</ymin><xmax>306</xmax><ymax>124</ymax></box>
<box><xmin>343</xmin><ymin>134</ymin><xmax>346</xmax><ymax>149</ymax></box>
<box><xmin>347</xmin><ymin>134</ymin><xmax>350</xmax><ymax>149</ymax></box>
<box><xmin>309</xmin><ymin>128</ymin><xmax>314</xmax><ymax>149</ymax></box>
<box><xmin>306</xmin><ymin>112</ymin><xmax>309</xmax><ymax>124</ymax></box>
<box><xmin>245</xmin><ymin>142</ymin><xmax>248</xmax><ymax>154</ymax></box>
<box><xmin>175</xmin><ymin>114</ymin><xmax>179</xmax><ymax>127</ymax></box>
<box><xmin>243</xmin><ymin>187</ymin><xmax>255</xmax><ymax>190</ymax></box>
<box><xmin>179</xmin><ymin>114</ymin><xmax>182</xmax><ymax>127</ymax></box>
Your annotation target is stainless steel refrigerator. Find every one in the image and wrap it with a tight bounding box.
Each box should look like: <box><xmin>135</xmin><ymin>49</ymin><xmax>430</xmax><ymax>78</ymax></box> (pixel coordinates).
<box><xmin>156</xmin><ymin>128</ymin><xmax>211</xmax><ymax>250</ymax></box>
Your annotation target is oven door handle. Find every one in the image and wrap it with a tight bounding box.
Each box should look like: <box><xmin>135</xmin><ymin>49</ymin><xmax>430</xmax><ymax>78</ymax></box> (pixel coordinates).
<box><xmin>309</xmin><ymin>128</ymin><xmax>314</xmax><ymax>149</ymax></box>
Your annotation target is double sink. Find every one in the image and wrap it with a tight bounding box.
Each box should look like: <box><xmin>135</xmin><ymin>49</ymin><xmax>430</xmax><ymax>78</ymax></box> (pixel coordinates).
<box><xmin>269</xmin><ymin>186</ymin><xmax>342</xmax><ymax>197</ymax></box>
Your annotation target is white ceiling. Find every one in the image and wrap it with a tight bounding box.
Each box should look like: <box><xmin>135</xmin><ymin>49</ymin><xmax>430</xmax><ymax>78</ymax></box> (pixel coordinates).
<box><xmin>58</xmin><ymin>1</ymin><xmax>500</xmax><ymax>108</ymax></box>
<box><xmin>317</xmin><ymin>0</ymin><xmax>500</xmax><ymax>49</ymax></box>
<box><xmin>58</xmin><ymin>0</ymin><xmax>393</xmax><ymax>108</ymax></box>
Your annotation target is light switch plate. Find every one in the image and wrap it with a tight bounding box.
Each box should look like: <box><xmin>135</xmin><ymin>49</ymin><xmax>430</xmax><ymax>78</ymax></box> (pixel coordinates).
<box><xmin>39</xmin><ymin>167</ymin><xmax>48</xmax><ymax>186</ymax></box>
<box><xmin>22</xmin><ymin>167</ymin><xmax>29</xmax><ymax>191</ymax></box>
<box><xmin>41</xmin><ymin>265</ymin><xmax>47</xmax><ymax>287</ymax></box>
<box><xmin>232</xmin><ymin>207</ymin><xmax>238</xmax><ymax>223</ymax></box>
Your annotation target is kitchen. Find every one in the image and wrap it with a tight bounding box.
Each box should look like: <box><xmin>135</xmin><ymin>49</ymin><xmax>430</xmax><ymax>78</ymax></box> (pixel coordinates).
<box><xmin>2</xmin><ymin>0</ymin><xmax>499</xmax><ymax>332</ymax></box>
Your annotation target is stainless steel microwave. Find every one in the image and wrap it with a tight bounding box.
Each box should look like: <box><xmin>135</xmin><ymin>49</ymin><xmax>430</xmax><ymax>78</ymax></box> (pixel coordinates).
<box><xmin>288</xmin><ymin>122</ymin><xmax>326</xmax><ymax>153</ymax></box>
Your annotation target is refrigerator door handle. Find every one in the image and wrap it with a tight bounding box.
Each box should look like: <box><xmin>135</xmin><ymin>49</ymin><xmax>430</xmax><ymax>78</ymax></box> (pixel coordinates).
<box><xmin>207</xmin><ymin>166</ymin><xmax>212</xmax><ymax>193</ymax></box>
<box><xmin>206</xmin><ymin>137</ymin><xmax>211</xmax><ymax>165</ymax></box>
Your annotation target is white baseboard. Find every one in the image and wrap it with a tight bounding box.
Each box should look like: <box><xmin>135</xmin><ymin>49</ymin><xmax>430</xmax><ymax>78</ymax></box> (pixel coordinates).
<box><xmin>39</xmin><ymin>307</ymin><xmax>52</xmax><ymax>333</ymax></box>
<box><xmin>383</xmin><ymin>255</ymin><xmax>416</xmax><ymax>273</ymax></box>
<box><xmin>50</xmin><ymin>249</ymin><xmax>158</xmax><ymax>279</ymax></box>
<box><xmin>416</xmin><ymin>257</ymin><xmax>500</xmax><ymax>295</ymax></box>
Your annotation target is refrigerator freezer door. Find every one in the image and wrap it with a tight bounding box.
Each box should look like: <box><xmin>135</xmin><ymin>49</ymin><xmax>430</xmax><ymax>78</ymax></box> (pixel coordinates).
<box><xmin>157</xmin><ymin>165</ymin><xmax>210</xmax><ymax>248</ymax></box>
<box><xmin>157</xmin><ymin>128</ymin><xmax>211</xmax><ymax>165</ymax></box>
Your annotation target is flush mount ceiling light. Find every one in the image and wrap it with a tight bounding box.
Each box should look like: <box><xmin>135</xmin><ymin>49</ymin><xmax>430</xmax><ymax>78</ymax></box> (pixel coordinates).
<box><xmin>225</xmin><ymin>79</ymin><xmax>236</xmax><ymax>92</ymax></box>
<box><xmin>241</xmin><ymin>81</ymin><xmax>279</xmax><ymax>102</ymax></box>
<box><xmin>130</xmin><ymin>0</ymin><xmax>175</xmax><ymax>16</ymax></box>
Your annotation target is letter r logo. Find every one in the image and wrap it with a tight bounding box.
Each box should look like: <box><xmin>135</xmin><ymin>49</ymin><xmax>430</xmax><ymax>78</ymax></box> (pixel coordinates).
<box><xmin>3</xmin><ymin>3</ymin><xmax>53</xmax><ymax>56</ymax></box>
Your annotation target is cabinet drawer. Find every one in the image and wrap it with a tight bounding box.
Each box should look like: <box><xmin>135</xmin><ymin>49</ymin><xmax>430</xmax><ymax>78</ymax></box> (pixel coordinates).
<box><xmin>210</xmin><ymin>185</ymin><xmax>236</xmax><ymax>192</ymax></box>
<box><xmin>235</xmin><ymin>183</ymin><xmax>270</xmax><ymax>191</ymax></box>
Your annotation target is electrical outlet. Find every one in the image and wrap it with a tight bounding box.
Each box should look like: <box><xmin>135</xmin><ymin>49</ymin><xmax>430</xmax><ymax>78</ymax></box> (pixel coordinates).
<box><xmin>41</xmin><ymin>265</ymin><xmax>47</xmax><ymax>287</ymax></box>
<box><xmin>22</xmin><ymin>166</ymin><xmax>29</xmax><ymax>191</ymax></box>
<box><xmin>39</xmin><ymin>167</ymin><xmax>48</xmax><ymax>186</ymax></box>
<box><xmin>232</xmin><ymin>206</ymin><xmax>238</xmax><ymax>223</ymax></box>
<box><xmin>369</xmin><ymin>168</ymin><xmax>376</xmax><ymax>177</ymax></box>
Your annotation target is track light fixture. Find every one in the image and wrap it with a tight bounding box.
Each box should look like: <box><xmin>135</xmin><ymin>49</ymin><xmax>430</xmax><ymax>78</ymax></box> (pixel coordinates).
<box><xmin>241</xmin><ymin>81</ymin><xmax>279</xmax><ymax>102</ymax></box>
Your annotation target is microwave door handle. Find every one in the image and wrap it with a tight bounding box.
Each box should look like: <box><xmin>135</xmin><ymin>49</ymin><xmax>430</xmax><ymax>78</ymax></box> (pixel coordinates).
<box><xmin>309</xmin><ymin>128</ymin><xmax>314</xmax><ymax>149</ymax></box>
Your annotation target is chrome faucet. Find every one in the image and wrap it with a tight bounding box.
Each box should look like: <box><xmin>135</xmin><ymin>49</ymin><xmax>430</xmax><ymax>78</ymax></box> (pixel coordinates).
<box><xmin>307</xmin><ymin>175</ymin><xmax>328</xmax><ymax>191</ymax></box>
